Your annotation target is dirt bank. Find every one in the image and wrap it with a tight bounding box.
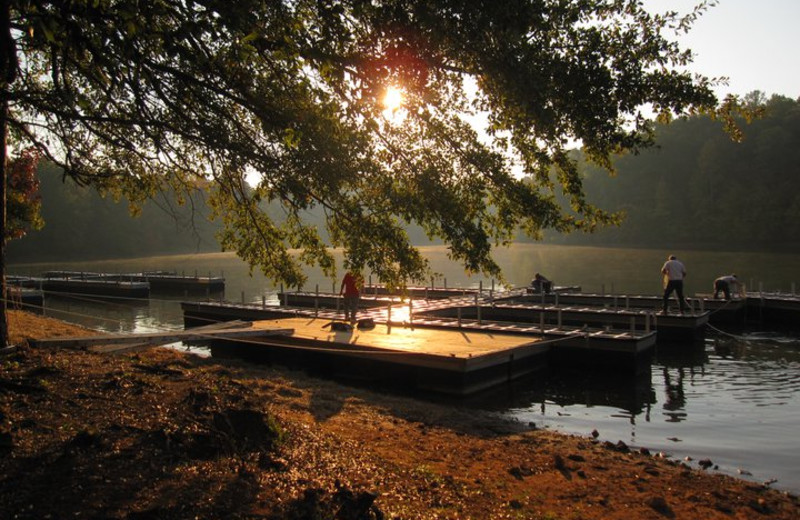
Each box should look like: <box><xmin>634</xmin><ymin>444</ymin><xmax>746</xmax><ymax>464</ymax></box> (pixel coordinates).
<box><xmin>1</xmin><ymin>310</ymin><xmax>798</xmax><ymax>519</ymax></box>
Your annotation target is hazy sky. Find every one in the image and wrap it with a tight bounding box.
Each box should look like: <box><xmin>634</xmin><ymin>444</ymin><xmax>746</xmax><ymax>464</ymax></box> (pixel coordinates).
<box><xmin>645</xmin><ymin>0</ymin><xmax>800</xmax><ymax>99</ymax></box>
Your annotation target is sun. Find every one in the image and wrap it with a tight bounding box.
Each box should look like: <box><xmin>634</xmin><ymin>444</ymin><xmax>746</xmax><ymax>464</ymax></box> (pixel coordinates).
<box><xmin>382</xmin><ymin>85</ymin><xmax>405</xmax><ymax>117</ymax></box>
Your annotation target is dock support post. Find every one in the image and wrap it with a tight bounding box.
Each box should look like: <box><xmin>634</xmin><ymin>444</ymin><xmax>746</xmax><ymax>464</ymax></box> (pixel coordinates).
<box><xmin>262</xmin><ymin>295</ymin><xmax>266</xmax><ymax>308</ymax></box>
<box><xmin>479</xmin><ymin>280</ymin><xmax>483</xmax><ymax>295</ymax></box>
<box><xmin>613</xmin><ymin>295</ymin><xmax>618</xmax><ymax>310</ymax></box>
<box><xmin>475</xmin><ymin>293</ymin><xmax>482</xmax><ymax>324</ymax></box>
<box><xmin>431</xmin><ymin>276</ymin><xmax>434</xmax><ymax>291</ymax></box>
<box><xmin>539</xmin><ymin>312</ymin><xmax>544</xmax><ymax>333</ymax></box>
<box><xmin>425</xmin><ymin>287</ymin><xmax>428</xmax><ymax>299</ymax></box>
<box><xmin>555</xmin><ymin>293</ymin><xmax>559</xmax><ymax>307</ymax></box>
<box><xmin>557</xmin><ymin>309</ymin><xmax>562</xmax><ymax>329</ymax></box>
<box><xmin>387</xmin><ymin>304</ymin><xmax>392</xmax><ymax>333</ymax></box>
<box><xmin>409</xmin><ymin>298</ymin><xmax>413</xmax><ymax>324</ymax></box>
<box><xmin>630</xmin><ymin>317</ymin><xmax>636</xmax><ymax>334</ymax></box>
<box><xmin>491</xmin><ymin>279</ymin><xmax>495</xmax><ymax>292</ymax></box>
<box><xmin>458</xmin><ymin>307</ymin><xmax>462</xmax><ymax>328</ymax></box>
<box><xmin>241</xmin><ymin>291</ymin><xmax>245</xmax><ymax>304</ymax></box>
<box><xmin>444</xmin><ymin>278</ymin><xmax>448</xmax><ymax>289</ymax></box>
<box><xmin>645</xmin><ymin>313</ymin><xmax>651</xmax><ymax>333</ymax></box>
<box><xmin>314</xmin><ymin>297</ymin><xmax>318</xmax><ymax>317</ymax></box>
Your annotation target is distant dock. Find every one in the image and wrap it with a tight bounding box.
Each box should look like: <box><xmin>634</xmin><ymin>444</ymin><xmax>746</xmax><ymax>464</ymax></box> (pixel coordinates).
<box><xmin>8</xmin><ymin>270</ymin><xmax>226</xmax><ymax>300</ymax></box>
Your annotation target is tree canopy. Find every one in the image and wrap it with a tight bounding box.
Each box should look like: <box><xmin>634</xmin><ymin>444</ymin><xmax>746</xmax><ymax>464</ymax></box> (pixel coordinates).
<box><xmin>4</xmin><ymin>0</ymin><xmax>733</xmax><ymax>290</ymax></box>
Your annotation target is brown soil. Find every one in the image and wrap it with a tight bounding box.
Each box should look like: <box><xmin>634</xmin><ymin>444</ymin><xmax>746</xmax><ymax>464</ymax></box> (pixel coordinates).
<box><xmin>1</xmin><ymin>309</ymin><xmax>798</xmax><ymax>519</ymax></box>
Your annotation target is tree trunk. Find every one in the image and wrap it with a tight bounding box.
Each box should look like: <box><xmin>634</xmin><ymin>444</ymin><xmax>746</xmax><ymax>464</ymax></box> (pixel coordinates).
<box><xmin>0</xmin><ymin>0</ymin><xmax>15</xmax><ymax>347</ymax></box>
<box><xmin>0</xmin><ymin>93</ymin><xmax>7</xmax><ymax>347</ymax></box>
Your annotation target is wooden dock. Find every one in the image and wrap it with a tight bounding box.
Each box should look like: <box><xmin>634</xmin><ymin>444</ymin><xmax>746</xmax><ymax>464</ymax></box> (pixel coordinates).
<box><xmin>31</xmin><ymin>320</ymin><xmax>293</xmax><ymax>354</ymax></box>
<box><xmin>502</xmin><ymin>291</ymin><xmax>745</xmax><ymax>325</ymax></box>
<box><xmin>415</xmin><ymin>301</ymin><xmax>708</xmax><ymax>342</ymax></box>
<box><xmin>41</xmin><ymin>277</ymin><xmax>150</xmax><ymax>299</ymax></box>
<box><xmin>181</xmin><ymin>299</ymin><xmax>657</xmax><ymax>393</ymax></box>
<box><xmin>208</xmin><ymin>317</ymin><xmax>551</xmax><ymax>395</ymax></box>
<box><xmin>40</xmin><ymin>270</ymin><xmax>225</xmax><ymax>295</ymax></box>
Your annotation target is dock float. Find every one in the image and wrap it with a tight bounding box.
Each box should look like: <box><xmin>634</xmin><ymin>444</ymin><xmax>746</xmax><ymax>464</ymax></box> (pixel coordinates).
<box><xmin>41</xmin><ymin>270</ymin><xmax>225</xmax><ymax>295</ymax></box>
<box><xmin>209</xmin><ymin>316</ymin><xmax>551</xmax><ymax>395</ymax></box>
<box><xmin>503</xmin><ymin>291</ymin><xmax>745</xmax><ymax>325</ymax></box>
<box><xmin>41</xmin><ymin>277</ymin><xmax>150</xmax><ymax>299</ymax></box>
<box><xmin>415</xmin><ymin>301</ymin><xmax>708</xmax><ymax>343</ymax></box>
<box><xmin>181</xmin><ymin>300</ymin><xmax>656</xmax><ymax>393</ymax></box>
<box><xmin>277</xmin><ymin>291</ymin><xmax>400</xmax><ymax>309</ymax></box>
<box><xmin>31</xmin><ymin>320</ymin><xmax>292</xmax><ymax>354</ymax></box>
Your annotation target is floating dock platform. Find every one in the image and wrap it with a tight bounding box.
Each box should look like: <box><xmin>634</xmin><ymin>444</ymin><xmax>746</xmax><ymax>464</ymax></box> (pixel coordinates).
<box><xmin>41</xmin><ymin>276</ymin><xmax>150</xmax><ymax>299</ymax></box>
<box><xmin>415</xmin><ymin>300</ymin><xmax>708</xmax><ymax>343</ymax></box>
<box><xmin>209</xmin><ymin>316</ymin><xmax>551</xmax><ymax>395</ymax></box>
<box><xmin>504</xmin><ymin>291</ymin><xmax>745</xmax><ymax>325</ymax></box>
<box><xmin>41</xmin><ymin>270</ymin><xmax>224</xmax><ymax>295</ymax></box>
<box><xmin>181</xmin><ymin>299</ymin><xmax>656</xmax><ymax>394</ymax></box>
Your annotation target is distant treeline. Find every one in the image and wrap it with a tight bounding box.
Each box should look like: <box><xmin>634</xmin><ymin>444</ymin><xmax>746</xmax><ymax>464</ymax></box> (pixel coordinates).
<box><xmin>9</xmin><ymin>92</ymin><xmax>800</xmax><ymax>264</ymax></box>
<box><xmin>543</xmin><ymin>92</ymin><xmax>800</xmax><ymax>252</ymax></box>
<box><xmin>7</xmin><ymin>162</ymin><xmax>222</xmax><ymax>263</ymax></box>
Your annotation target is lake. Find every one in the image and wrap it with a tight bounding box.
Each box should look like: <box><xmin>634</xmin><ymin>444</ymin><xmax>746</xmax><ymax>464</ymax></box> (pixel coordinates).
<box><xmin>9</xmin><ymin>244</ymin><xmax>800</xmax><ymax>493</ymax></box>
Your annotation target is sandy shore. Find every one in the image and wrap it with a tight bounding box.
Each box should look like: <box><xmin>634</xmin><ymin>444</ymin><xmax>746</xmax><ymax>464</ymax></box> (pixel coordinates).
<box><xmin>1</xmin><ymin>309</ymin><xmax>798</xmax><ymax>519</ymax></box>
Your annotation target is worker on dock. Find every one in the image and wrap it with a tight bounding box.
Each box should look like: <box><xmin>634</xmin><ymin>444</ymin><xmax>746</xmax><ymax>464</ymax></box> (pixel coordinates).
<box><xmin>661</xmin><ymin>255</ymin><xmax>687</xmax><ymax>314</ymax></box>
<box><xmin>339</xmin><ymin>270</ymin><xmax>361</xmax><ymax>323</ymax></box>
<box><xmin>531</xmin><ymin>273</ymin><xmax>553</xmax><ymax>293</ymax></box>
<box><xmin>713</xmin><ymin>274</ymin><xmax>742</xmax><ymax>300</ymax></box>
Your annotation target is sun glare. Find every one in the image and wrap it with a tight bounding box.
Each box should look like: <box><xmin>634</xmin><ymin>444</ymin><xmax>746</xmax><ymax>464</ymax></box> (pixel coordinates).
<box><xmin>382</xmin><ymin>86</ymin><xmax>405</xmax><ymax>119</ymax></box>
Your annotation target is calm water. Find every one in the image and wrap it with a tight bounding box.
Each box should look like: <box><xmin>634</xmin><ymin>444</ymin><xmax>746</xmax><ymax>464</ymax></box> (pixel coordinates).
<box><xmin>10</xmin><ymin>244</ymin><xmax>800</xmax><ymax>493</ymax></box>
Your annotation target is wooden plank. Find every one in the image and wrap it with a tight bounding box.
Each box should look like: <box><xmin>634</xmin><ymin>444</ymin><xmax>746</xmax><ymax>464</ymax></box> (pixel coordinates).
<box><xmin>32</xmin><ymin>326</ymin><xmax>294</xmax><ymax>350</ymax></box>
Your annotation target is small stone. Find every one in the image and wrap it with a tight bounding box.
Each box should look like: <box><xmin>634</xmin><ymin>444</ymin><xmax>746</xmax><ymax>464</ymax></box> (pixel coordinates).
<box><xmin>591</xmin><ymin>429</ymin><xmax>600</xmax><ymax>438</ymax></box>
<box><xmin>698</xmin><ymin>458</ymin><xmax>713</xmax><ymax>470</ymax></box>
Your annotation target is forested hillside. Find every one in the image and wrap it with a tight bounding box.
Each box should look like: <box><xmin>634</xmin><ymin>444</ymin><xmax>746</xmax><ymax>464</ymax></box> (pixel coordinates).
<box><xmin>7</xmin><ymin>163</ymin><xmax>221</xmax><ymax>263</ymax></box>
<box><xmin>545</xmin><ymin>93</ymin><xmax>800</xmax><ymax>251</ymax></box>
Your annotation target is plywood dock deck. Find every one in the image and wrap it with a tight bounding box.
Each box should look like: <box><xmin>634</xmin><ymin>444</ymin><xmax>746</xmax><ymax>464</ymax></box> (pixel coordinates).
<box><xmin>213</xmin><ymin>317</ymin><xmax>552</xmax><ymax>395</ymax></box>
<box><xmin>248</xmin><ymin>317</ymin><xmax>548</xmax><ymax>367</ymax></box>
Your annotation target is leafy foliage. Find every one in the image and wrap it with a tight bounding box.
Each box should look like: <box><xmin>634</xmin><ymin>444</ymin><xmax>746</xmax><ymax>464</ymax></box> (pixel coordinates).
<box><xmin>5</xmin><ymin>147</ymin><xmax>43</xmax><ymax>241</ymax></box>
<box><xmin>5</xmin><ymin>0</ymin><xmax>729</xmax><ymax>288</ymax></box>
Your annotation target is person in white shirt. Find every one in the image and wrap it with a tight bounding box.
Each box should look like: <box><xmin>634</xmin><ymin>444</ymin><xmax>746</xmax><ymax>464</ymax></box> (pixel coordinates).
<box><xmin>713</xmin><ymin>274</ymin><xmax>741</xmax><ymax>300</ymax></box>
<box><xmin>661</xmin><ymin>255</ymin><xmax>687</xmax><ymax>314</ymax></box>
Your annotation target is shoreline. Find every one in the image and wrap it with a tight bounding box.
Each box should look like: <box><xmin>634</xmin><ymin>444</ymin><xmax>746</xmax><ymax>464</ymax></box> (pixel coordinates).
<box><xmin>2</xmin><ymin>310</ymin><xmax>798</xmax><ymax>519</ymax></box>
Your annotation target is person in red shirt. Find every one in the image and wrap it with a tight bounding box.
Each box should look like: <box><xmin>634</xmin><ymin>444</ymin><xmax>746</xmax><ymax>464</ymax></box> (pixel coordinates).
<box><xmin>339</xmin><ymin>271</ymin><xmax>361</xmax><ymax>323</ymax></box>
